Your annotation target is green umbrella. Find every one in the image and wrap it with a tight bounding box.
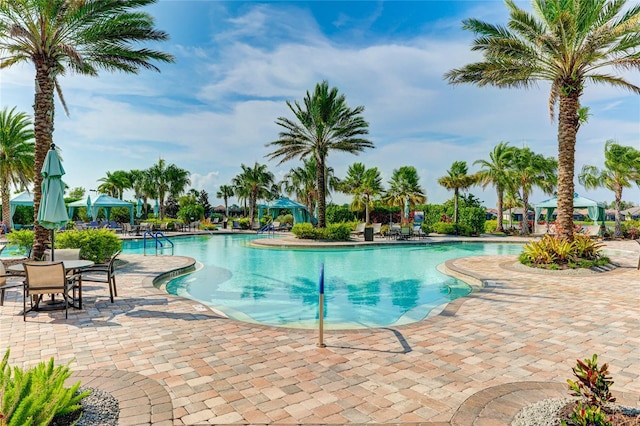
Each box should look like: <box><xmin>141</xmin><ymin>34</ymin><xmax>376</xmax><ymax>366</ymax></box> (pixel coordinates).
<box><xmin>37</xmin><ymin>144</ymin><xmax>69</xmax><ymax>261</ymax></box>
<box><xmin>153</xmin><ymin>199</ymin><xmax>159</xmax><ymax>217</ymax></box>
<box><xmin>136</xmin><ymin>198</ymin><xmax>143</xmax><ymax>218</ymax></box>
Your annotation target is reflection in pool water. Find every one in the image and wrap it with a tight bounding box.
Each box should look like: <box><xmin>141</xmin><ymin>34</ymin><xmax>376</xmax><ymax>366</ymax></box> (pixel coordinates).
<box><xmin>122</xmin><ymin>235</ymin><xmax>522</xmax><ymax>329</ymax></box>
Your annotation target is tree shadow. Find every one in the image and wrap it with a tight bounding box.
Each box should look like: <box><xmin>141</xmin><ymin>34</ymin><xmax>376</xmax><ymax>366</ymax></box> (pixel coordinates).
<box><xmin>326</xmin><ymin>327</ymin><xmax>412</xmax><ymax>354</ymax></box>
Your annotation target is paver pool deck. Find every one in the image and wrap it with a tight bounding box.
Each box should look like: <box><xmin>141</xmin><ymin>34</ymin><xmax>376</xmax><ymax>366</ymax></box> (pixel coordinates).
<box><xmin>1</xmin><ymin>235</ymin><xmax>639</xmax><ymax>425</ymax></box>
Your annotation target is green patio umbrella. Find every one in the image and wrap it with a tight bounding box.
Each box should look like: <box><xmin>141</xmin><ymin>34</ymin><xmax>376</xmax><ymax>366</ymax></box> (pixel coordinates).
<box><xmin>37</xmin><ymin>144</ymin><xmax>69</xmax><ymax>261</ymax></box>
<box><xmin>153</xmin><ymin>199</ymin><xmax>159</xmax><ymax>217</ymax></box>
<box><xmin>136</xmin><ymin>198</ymin><xmax>143</xmax><ymax>218</ymax></box>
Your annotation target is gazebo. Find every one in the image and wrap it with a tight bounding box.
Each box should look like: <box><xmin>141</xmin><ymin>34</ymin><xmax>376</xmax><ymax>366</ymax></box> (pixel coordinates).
<box><xmin>534</xmin><ymin>193</ymin><xmax>606</xmax><ymax>232</ymax></box>
<box><xmin>9</xmin><ymin>191</ymin><xmax>34</xmax><ymax>228</ymax></box>
<box><xmin>258</xmin><ymin>197</ymin><xmax>311</xmax><ymax>225</ymax></box>
<box><xmin>68</xmin><ymin>194</ymin><xmax>134</xmax><ymax>225</ymax></box>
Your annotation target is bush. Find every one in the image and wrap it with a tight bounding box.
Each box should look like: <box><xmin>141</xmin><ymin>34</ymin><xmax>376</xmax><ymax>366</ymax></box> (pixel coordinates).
<box><xmin>177</xmin><ymin>204</ymin><xmax>204</xmax><ymax>224</ymax></box>
<box><xmin>484</xmin><ymin>219</ymin><xmax>498</xmax><ymax>233</ymax></box>
<box><xmin>237</xmin><ymin>217</ymin><xmax>250</xmax><ymax>230</ymax></box>
<box><xmin>459</xmin><ymin>207</ymin><xmax>486</xmax><ymax>235</ymax></box>
<box><xmin>276</xmin><ymin>214</ymin><xmax>294</xmax><ymax>226</ymax></box>
<box><xmin>0</xmin><ymin>348</ymin><xmax>91</xmax><ymax>426</ymax></box>
<box><xmin>6</xmin><ymin>229</ymin><xmax>34</xmax><ymax>257</ymax></box>
<box><xmin>291</xmin><ymin>223</ymin><xmax>316</xmax><ymax>239</ymax></box>
<box><xmin>519</xmin><ymin>234</ymin><xmax>606</xmax><ymax>269</ymax></box>
<box><xmin>291</xmin><ymin>223</ymin><xmax>351</xmax><ymax>241</ymax></box>
<box><xmin>432</xmin><ymin>222</ymin><xmax>472</xmax><ymax>236</ymax></box>
<box><xmin>56</xmin><ymin>229</ymin><xmax>122</xmax><ymax>263</ymax></box>
<box><xmin>325</xmin><ymin>204</ymin><xmax>355</xmax><ymax>224</ymax></box>
<box><xmin>422</xmin><ymin>204</ymin><xmax>447</xmax><ymax>227</ymax></box>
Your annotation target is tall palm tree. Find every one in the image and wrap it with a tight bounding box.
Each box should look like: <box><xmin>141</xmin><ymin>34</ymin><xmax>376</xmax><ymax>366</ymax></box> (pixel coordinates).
<box><xmin>266</xmin><ymin>80</ymin><xmax>373</xmax><ymax>228</ymax></box>
<box><xmin>510</xmin><ymin>147</ymin><xmax>557</xmax><ymax>235</ymax></box>
<box><xmin>0</xmin><ymin>0</ymin><xmax>174</xmax><ymax>259</ymax></box>
<box><xmin>232</xmin><ymin>163</ymin><xmax>275</xmax><ymax>228</ymax></box>
<box><xmin>0</xmin><ymin>107</ymin><xmax>35</xmax><ymax>230</ymax></box>
<box><xmin>97</xmin><ymin>170</ymin><xmax>131</xmax><ymax>199</ymax></box>
<box><xmin>474</xmin><ymin>142</ymin><xmax>516</xmax><ymax>232</ymax></box>
<box><xmin>340</xmin><ymin>163</ymin><xmax>383</xmax><ymax>224</ymax></box>
<box><xmin>579</xmin><ymin>141</ymin><xmax>640</xmax><ymax>238</ymax></box>
<box><xmin>216</xmin><ymin>184</ymin><xmax>235</xmax><ymax>217</ymax></box>
<box><xmin>437</xmin><ymin>161</ymin><xmax>476</xmax><ymax>225</ymax></box>
<box><xmin>503</xmin><ymin>190</ymin><xmax>523</xmax><ymax>229</ymax></box>
<box><xmin>281</xmin><ymin>158</ymin><xmax>318</xmax><ymax>221</ymax></box>
<box><xmin>147</xmin><ymin>159</ymin><xmax>191</xmax><ymax>220</ymax></box>
<box><xmin>383</xmin><ymin>166</ymin><xmax>426</xmax><ymax>222</ymax></box>
<box><xmin>444</xmin><ymin>0</ymin><xmax>640</xmax><ymax>241</ymax></box>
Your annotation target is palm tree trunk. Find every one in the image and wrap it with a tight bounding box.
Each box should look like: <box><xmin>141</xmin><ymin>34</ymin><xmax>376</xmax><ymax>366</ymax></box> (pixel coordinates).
<box><xmin>316</xmin><ymin>156</ymin><xmax>327</xmax><ymax>228</ymax></box>
<box><xmin>614</xmin><ymin>188</ymin><xmax>622</xmax><ymax>238</ymax></box>
<box><xmin>365</xmin><ymin>194</ymin><xmax>370</xmax><ymax>224</ymax></box>
<box><xmin>32</xmin><ymin>61</ymin><xmax>56</xmax><ymax>260</ymax></box>
<box><xmin>249</xmin><ymin>190</ymin><xmax>256</xmax><ymax>228</ymax></box>
<box><xmin>496</xmin><ymin>188</ymin><xmax>504</xmax><ymax>232</ymax></box>
<box><xmin>2</xmin><ymin>185</ymin><xmax>10</xmax><ymax>231</ymax></box>
<box><xmin>520</xmin><ymin>191</ymin><xmax>530</xmax><ymax>235</ymax></box>
<box><xmin>453</xmin><ymin>188</ymin><xmax>459</xmax><ymax>224</ymax></box>
<box><xmin>557</xmin><ymin>91</ymin><xmax>580</xmax><ymax>241</ymax></box>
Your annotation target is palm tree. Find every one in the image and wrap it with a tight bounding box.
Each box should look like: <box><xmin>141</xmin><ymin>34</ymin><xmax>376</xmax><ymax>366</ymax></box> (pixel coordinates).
<box><xmin>340</xmin><ymin>163</ymin><xmax>383</xmax><ymax>224</ymax></box>
<box><xmin>281</xmin><ymin>158</ymin><xmax>318</xmax><ymax>221</ymax></box>
<box><xmin>437</xmin><ymin>161</ymin><xmax>476</xmax><ymax>225</ymax></box>
<box><xmin>147</xmin><ymin>159</ymin><xmax>191</xmax><ymax>220</ymax></box>
<box><xmin>232</xmin><ymin>163</ymin><xmax>275</xmax><ymax>228</ymax></box>
<box><xmin>510</xmin><ymin>147</ymin><xmax>557</xmax><ymax>235</ymax></box>
<box><xmin>0</xmin><ymin>107</ymin><xmax>35</xmax><ymax>230</ymax></box>
<box><xmin>579</xmin><ymin>141</ymin><xmax>640</xmax><ymax>238</ymax></box>
<box><xmin>266</xmin><ymin>81</ymin><xmax>373</xmax><ymax>228</ymax></box>
<box><xmin>216</xmin><ymin>185</ymin><xmax>235</xmax><ymax>217</ymax></box>
<box><xmin>0</xmin><ymin>0</ymin><xmax>174</xmax><ymax>259</ymax></box>
<box><xmin>474</xmin><ymin>142</ymin><xmax>516</xmax><ymax>232</ymax></box>
<box><xmin>503</xmin><ymin>190</ymin><xmax>522</xmax><ymax>230</ymax></box>
<box><xmin>97</xmin><ymin>170</ymin><xmax>131</xmax><ymax>199</ymax></box>
<box><xmin>383</xmin><ymin>166</ymin><xmax>426</xmax><ymax>222</ymax></box>
<box><xmin>444</xmin><ymin>0</ymin><xmax>640</xmax><ymax>241</ymax></box>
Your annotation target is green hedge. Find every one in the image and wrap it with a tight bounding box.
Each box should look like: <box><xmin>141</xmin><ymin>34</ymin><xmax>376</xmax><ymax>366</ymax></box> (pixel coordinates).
<box><xmin>56</xmin><ymin>229</ymin><xmax>122</xmax><ymax>263</ymax></box>
<box><xmin>459</xmin><ymin>207</ymin><xmax>486</xmax><ymax>235</ymax></box>
<box><xmin>291</xmin><ymin>223</ymin><xmax>351</xmax><ymax>241</ymax></box>
<box><xmin>432</xmin><ymin>222</ymin><xmax>472</xmax><ymax>236</ymax></box>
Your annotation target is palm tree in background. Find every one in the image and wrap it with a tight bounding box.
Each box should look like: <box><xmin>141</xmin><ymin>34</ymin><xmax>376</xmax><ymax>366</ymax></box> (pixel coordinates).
<box><xmin>474</xmin><ymin>142</ymin><xmax>516</xmax><ymax>232</ymax></box>
<box><xmin>445</xmin><ymin>0</ymin><xmax>640</xmax><ymax>241</ymax></box>
<box><xmin>0</xmin><ymin>0</ymin><xmax>174</xmax><ymax>259</ymax></box>
<box><xmin>340</xmin><ymin>163</ymin><xmax>383</xmax><ymax>225</ymax></box>
<box><xmin>438</xmin><ymin>161</ymin><xmax>476</xmax><ymax>225</ymax></box>
<box><xmin>503</xmin><ymin>190</ymin><xmax>523</xmax><ymax>229</ymax></box>
<box><xmin>232</xmin><ymin>163</ymin><xmax>275</xmax><ymax>228</ymax></box>
<box><xmin>216</xmin><ymin>185</ymin><xmax>235</xmax><ymax>217</ymax></box>
<box><xmin>579</xmin><ymin>141</ymin><xmax>640</xmax><ymax>238</ymax></box>
<box><xmin>510</xmin><ymin>147</ymin><xmax>557</xmax><ymax>235</ymax></box>
<box><xmin>384</xmin><ymin>166</ymin><xmax>426</xmax><ymax>222</ymax></box>
<box><xmin>0</xmin><ymin>107</ymin><xmax>35</xmax><ymax>230</ymax></box>
<box><xmin>97</xmin><ymin>170</ymin><xmax>131</xmax><ymax>199</ymax></box>
<box><xmin>267</xmin><ymin>81</ymin><xmax>373</xmax><ymax>227</ymax></box>
<box><xmin>147</xmin><ymin>159</ymin><xmax>191</xmax><ymax>220</ymax></box>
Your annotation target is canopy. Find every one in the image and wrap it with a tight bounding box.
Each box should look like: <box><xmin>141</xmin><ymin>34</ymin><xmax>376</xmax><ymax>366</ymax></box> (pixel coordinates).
<box><xmin>68</xmin><ymin>193</ymin><xmax>134</xmax><ymax>224</ymax></box>
<box><xmin>258</xmin><ymin>197</ymin><xmax>311</xmax><ymax>224</ymax></box>
<box><xmin>9</xmin><ymin>191</ymin><xmax>34</xmax><ymax>228</ymax></box>
<box><xmin>534</xmin><ymin>193</ymin><xmax>606</xmax><ymax>224</ymax></box>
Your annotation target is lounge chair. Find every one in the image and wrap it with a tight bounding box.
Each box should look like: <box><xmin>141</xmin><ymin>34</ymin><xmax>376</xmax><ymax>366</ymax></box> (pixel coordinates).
<box><xmin>584</xmin><ymin>224</ymin><xmax>602</xmax><ymax>239</ymax></box>
<box><xmin>351</xmin><ymin>223</ymin><xmax>366</xmax><ymax>237</ymax></box>
<box><xmin>388</xmin><ymin>223</ymin><xmax>401</xmax><ymax>240</ymax></box>
<box><xmin>412</xmin><ymin>224</ymin><xmax>425</xmax><ymax>239</ymax></box>
<box><xmin>399</xmin><ymin>226</ymin><xmax>412</xmax><ymax>240</ymax></box>
<box><xmin>372</xmin><ymin>223</ymin><xmax>382</xmax><ymax>237</ymax></box>
<box><xmin>232</xmin><ymin>220</ymin><xmax>241</xmax><ymax>231</ymax></box>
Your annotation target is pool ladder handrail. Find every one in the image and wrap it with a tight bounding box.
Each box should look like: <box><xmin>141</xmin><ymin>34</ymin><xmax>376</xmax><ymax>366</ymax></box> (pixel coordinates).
<box><xmin>256</xmin><ymin>220</ymin><xmax>275</xmax><ymax>236</ymax></box>
<box><xmin>143</xmin><ymin>230</ymin><xmax>174</xmax><ymax>256</ymax></box>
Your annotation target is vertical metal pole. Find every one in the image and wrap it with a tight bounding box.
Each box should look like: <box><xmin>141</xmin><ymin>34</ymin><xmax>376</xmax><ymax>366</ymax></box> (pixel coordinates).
<box><xmin>317</xmin><ymin>263</ymin><xmax>326</xmax><ymax>348</ymax></box>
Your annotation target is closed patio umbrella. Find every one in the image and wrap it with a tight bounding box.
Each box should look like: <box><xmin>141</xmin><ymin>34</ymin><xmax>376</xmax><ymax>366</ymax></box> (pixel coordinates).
<box><xmin>37</xmin><ymin>144</ymin><xmax>69</xmax><ymax>261</ymax></box>
<box><xmin>136</xmin><ymin>198</ymin><xmax>143</xmax><ymax>218</ymax></box>
<box><xmin>153</xmin><ymin>199</ymin><xmax>159</xmax><ymax>217</ymax></box>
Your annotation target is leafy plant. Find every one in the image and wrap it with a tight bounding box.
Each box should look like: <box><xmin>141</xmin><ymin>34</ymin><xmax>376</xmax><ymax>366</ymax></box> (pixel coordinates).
<box><xmin>291</xmin><ymin>223</ymin><xmax>316</xmax><ymax>239</ymax></box>
<box><xmin>567</xmin><ymin>354</ymin><xmax>615</xmax><ymax>407</ymax></box>
<box><xmin>5</xmin><ymin>229</ymin><xmax>34</xmax><ymax>257</ymax></box>
<box><xmin>562</xmin><ymin>401</ymin><xmax>612</xmax><ymax>426</ymax></box>
<box><xmin>0</xmin><ymin>348</ymin><xmax>91</xmax><ymax>426</ymax></box>
<box><xmin>56</xmin><ymin>229</ymin><xmax>121</xmax><ymax>263</ymax></box>
<box><xmin>519</xmin><ymin>234</ymin><xmax>604</xmax><ymax>269</ymax></box>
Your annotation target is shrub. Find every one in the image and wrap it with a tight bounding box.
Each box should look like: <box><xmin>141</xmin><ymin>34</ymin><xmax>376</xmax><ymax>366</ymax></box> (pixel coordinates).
<box><xmin>56</xmin><ymin>229</ymin><xmax>122</xmax><ymax>263</ymax></box>
<box><xmin>291</xmin><ymin>223</ymin><xmax>316</xmax><ymax>239</ymax></box>
<box><xmin>177</xmin><ymin>204</ymin><xmax>205</xmax><ymax>224</ymax></box>
<box><xmin>6</xmin><ymin>229</ymin><xmax>34</xmax><ymax>257</ymax></box>
<box><xmin>519</xmin><ymin>234</ymin><xmax>606</xmax><ymax>269</ymax></box>
<box><xmin>326</xmin><ymin>204</ymin><xmax>356</xmax><ymax>224</ymax></box>
<box><xmin>322</xmin><ymin>223</ymin><xmax>351</xmax><ymax>241</ymax></box>
<box><xmin>458</xmin><ymin>207</ymin><xmax>486</xmax><ymax>235</ymax></box>
<box><xmin>421</xmin><ymin>222</ymin><xmax>432</xmax><ymax>235</ymax></box>
<box><xmin>484</xmin><ymin>219</ymin><xmax>498</xmax><ymax>233</ymax></box>
<box><xmin>276</xmin><ymin>214</ymin><xmax>294</xmax><ymax>226</ymax></box>
<box><xmin>0</xmin><ymin>348</ymin><xmax>91</xmax><ymax>426</ymax></box>
<box><xmin>432</xmin><ymin>222</ymin><xmax>472</xmax><ymax>236</ymax></box>
<box><xmin>237</xmin><ymin>217</ymin><xmax>250</xmax><ymax>230</ymax></box>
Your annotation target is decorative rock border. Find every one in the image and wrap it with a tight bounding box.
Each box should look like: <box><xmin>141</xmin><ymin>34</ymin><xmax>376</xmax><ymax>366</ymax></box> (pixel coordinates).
<box><xmin>69</xmin><ymin>369</ymin><xmax>173</xmax><ymax>426</ymax></box>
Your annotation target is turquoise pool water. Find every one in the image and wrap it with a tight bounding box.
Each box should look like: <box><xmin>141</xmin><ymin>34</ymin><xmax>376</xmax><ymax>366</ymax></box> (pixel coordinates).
<box><xmin>121</xmin><ymin>235</ymin><xmax>522</xmax><ymax>329</ymax></box>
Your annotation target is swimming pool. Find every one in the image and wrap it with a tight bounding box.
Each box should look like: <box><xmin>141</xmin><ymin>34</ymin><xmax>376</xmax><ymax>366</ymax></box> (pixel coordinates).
<box><xmin>122</xmin><ymin>235</ymin><xmax>522</xmax><ymax>329</ymax></box>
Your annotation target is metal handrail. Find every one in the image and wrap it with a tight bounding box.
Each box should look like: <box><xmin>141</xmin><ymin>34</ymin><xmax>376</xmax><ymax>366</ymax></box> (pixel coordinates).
<box><xmin>142</xmin><ymin>231</ymin><xmax>175</xmax><ymax>255</ymax></box>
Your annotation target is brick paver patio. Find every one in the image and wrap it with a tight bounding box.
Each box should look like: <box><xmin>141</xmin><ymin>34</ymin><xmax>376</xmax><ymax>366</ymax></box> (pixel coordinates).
<box><xmin>1</xmin><ymin>236</ymin><xmax>638</xmax><ymax>425</ymax></box>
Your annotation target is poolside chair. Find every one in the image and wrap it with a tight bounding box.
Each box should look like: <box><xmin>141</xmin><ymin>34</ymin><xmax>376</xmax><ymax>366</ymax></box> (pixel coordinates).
<box><xmin>23</xmin><ymin>262</ymin><xmax>77</xmax><ymax>320</ymax></box>
<box><xmin>351</xmin><ymin>223</ymin><xmax>366</xmax><ymax>237</ymax></box>
<box><xmin>372</xmin><ymin>223</ymin><xmax>382</xmax><ymax>237</ymax></box>
<box><xmin>47</xmin><ymin>248</ymin><xmax>81</xmax><ymax>261</ymax></box>
<box><xmin>584</xmin><ymin>224</ymin><xmax>602</xmax><ymax>239</ymax></box>
<box><xmin>232</xmin><ymin>220</ymin><xmax>241</xmax><ymax>231</ymax></box>
<box><xmin>399</xmin><ymin>225</ymin><xmax>412</xmax><ymax>240</ymax></box>
<box><xmin>0</xmin><ymin>262</ymin><xmax>23</xmax><ymax>306</ymax></box>
<box><xmin>388</xmin><ymin>223</ymin><xmax>401</xmax><ymax>240</ymax></box>
<box><xmin>412</xmin><ymin>224</ymin><xmax>426</xmax><ymax>239</ymax></box>
<box><xmin>81</xmin><ymin>250</ymin><xmax>120</xmax><ymax>303</ymax></box>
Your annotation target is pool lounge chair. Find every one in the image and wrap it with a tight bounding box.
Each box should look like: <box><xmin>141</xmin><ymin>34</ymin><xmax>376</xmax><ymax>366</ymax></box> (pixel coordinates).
<box><xmin>351</xmin><ymin>223</ymin><xmax>366</xmax><ymax>237</ymax></box>
<box><xmin>232</xmin><ymin>220</ymin><xmax>241</xmax><ymax>231</ymax></box>
<box><xmin>372</xmin><ymin>223</ymin><xmax>382</xmax><ymax>237</ymax></box>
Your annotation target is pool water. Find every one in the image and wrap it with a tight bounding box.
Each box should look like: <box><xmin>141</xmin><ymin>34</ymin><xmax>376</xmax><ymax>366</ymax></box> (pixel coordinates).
<box><xmin>122</xmin><ymin>235</ymin><xmax>522</xmax><ymax>329</ymax></box>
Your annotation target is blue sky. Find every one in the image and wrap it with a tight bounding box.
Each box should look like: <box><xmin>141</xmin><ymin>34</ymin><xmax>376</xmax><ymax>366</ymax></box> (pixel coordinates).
<box><xmin>2</xmin><ymin>0</ymin><xmax>639</xmax><ymax>209</ymax></box>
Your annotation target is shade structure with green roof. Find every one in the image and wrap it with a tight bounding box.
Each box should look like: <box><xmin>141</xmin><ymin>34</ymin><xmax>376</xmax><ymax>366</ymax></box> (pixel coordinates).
<box><xmin>534</xmin><ymin>193</ymin><xmax>606</xmax><ymax>224</ymax></box>
<box><xmin>258</xmin><ymin>197</ymin><xmax>311</xmax><ymax>225</ymax></box>
<box><xmin>68</xmin><ymin>194</ymin><xmax>134</xmax><ymax>224</ymax></box>
<box><xmin>37</xmin><ymin>145</ymin><xmax>70</xmax><ymax>261</ymax></box>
